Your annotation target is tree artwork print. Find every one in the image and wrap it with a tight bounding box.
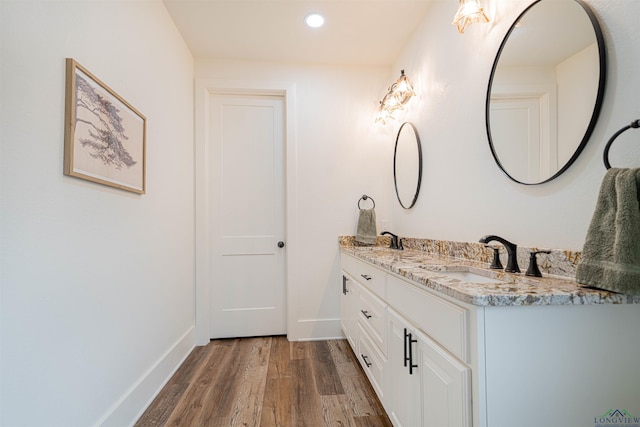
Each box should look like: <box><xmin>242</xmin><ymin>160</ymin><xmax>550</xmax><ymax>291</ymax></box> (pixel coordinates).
<box><xmin>75</xmin><ymin>73</ymin><xmax>137</xmax><ymax>170</ymax></box>
<box><xmin>64</xmin><ymin>58</ymin><xmax>146</xmax><ymax>194</ymax></box>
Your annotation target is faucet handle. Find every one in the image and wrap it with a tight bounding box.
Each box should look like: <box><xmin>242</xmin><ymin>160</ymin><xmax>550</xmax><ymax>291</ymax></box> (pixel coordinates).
<box><xmin>484</xmin><ymin>245</ymin><xmax>504</xmax><ymax>270</ymax></box>
<box><xmin>526</xmin><ymin>250</ymin><xmax>551</xmax><ymax>277</ymax></box>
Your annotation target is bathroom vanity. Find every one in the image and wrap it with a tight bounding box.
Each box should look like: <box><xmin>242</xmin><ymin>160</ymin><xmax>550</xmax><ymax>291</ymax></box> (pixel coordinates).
<box><xmin>340</xmin><ymin>243</ymin><xmax>640</xmax><ymax>427</ymax></box>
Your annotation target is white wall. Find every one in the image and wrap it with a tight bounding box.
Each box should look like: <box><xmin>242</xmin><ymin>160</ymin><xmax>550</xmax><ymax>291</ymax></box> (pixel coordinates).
<box><xmin>388</xmin><ymin>0</ymin><xmax>640</xmax><ymax>250</ymax></box>
<box><xmin>557</xmin><ymin>43</ymin><xmax>600</xmax><ymax>165</ymax></box>
<box><xmin>0</xmin><ymin>1</ymin><xmax>194</xmax><ymax>425</ymax></box>
<box><xmin>194</xmin><ymin>60</ymin><xmax>393</xmax><ymax>339</ymax></box>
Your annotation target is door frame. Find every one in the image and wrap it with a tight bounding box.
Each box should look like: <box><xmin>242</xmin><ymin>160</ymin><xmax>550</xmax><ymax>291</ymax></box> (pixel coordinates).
<box><xmin>194</xmin><ymin>79</ymin><xmax>298</xmax><ymax>345</ymax></box>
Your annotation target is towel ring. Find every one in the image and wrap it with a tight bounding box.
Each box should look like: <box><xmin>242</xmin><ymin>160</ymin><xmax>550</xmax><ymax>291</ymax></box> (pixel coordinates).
<box><xmin>358</xmin><ymin>194</ymin><xmax>375</xmax><ymax>209</ymax></box>
<box><xmin>603</xmin><ymin>119</ymin><xmax>640</xmax><ymax>169</ymax></box>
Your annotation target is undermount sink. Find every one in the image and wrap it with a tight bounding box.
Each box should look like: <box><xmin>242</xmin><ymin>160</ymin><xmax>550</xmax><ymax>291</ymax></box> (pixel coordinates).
<box><xmin>439</xmin><ymin>270</ymin><xmax>505</xmax><ymax>285</ymax></box>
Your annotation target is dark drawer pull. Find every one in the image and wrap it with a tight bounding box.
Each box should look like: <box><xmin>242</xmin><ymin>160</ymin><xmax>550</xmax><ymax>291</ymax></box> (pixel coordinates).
<box><xmin>360</xmin><ymin>310</ymin><xmax>372</xmax><ymax>319</ymax></box>
<box><xmin>361</xmin><ymin>354</ymin><xmax>372</xmax><ymax>368</ymax></box>
<box><xmin>342</xmin><ymin>275</ymin><xmax>349</xmax><ymax>295</ymax></box>
<box><xmin>360</xmin><ymin>274</ymin><xmax>372</xmax><ymax>281</ymax></box>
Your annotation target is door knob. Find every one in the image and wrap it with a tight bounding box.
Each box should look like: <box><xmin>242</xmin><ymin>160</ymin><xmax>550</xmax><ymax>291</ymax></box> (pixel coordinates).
<box><xmin>277</xmin><ymin>241</ymin><xmax>285</xmax><ymax>248</ymax></box>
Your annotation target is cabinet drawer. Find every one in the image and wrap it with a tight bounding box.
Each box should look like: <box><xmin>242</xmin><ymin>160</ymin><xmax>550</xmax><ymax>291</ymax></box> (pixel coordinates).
<box><xmin>341</xmin><ymin>254</ymin><xmax>386</xmax><ymax>298</ymax></box>
<box><xmin>357</xmin><ymin>324</ymin><xmax>385</xmax><ymax>400</ymax></box>
<box><xmin>387</xmin><ymin>274</ymin><xmax>469</xmax><ymax>363</ymax></box>
<box><xmin>357</xmin><ymin>284</ymin><xmax>387</xmax><ymax>356</ymax></box>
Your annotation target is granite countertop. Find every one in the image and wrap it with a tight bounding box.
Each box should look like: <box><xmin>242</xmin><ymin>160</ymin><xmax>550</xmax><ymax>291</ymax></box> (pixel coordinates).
<box><xmin>341</xmin><ymin>246</ymin><xmax>640</xmax><ymax>306</ymax></box>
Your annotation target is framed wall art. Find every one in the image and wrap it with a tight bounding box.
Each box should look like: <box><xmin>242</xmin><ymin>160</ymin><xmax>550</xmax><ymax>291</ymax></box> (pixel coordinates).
<box><xmin>64</xmin><ymin>58</ymin><xmax>146</xmax><ymax>194</ymax></box>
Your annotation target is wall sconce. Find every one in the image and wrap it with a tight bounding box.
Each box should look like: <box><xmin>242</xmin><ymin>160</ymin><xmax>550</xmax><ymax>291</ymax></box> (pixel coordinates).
<box><xmin>375</xmin><ymin>70</ymin><xmax>416</xmax><ymax>125</ymax></box>
<box><xmin>452</xmin><ymin>0</ymin><xmax>490</xmax><ymax>34</ymax></box>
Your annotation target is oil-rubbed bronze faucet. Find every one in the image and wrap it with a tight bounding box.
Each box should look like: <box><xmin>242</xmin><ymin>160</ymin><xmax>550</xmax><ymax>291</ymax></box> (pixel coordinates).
<box><xmin>381</xmin><ymin>231</ymin><xmax>404</xmax><ymax>250</ymax></box>
<box><xmin>479</xmin><ymin>235</ymin><xmax>520</xmax><ymax>273</ymax></box>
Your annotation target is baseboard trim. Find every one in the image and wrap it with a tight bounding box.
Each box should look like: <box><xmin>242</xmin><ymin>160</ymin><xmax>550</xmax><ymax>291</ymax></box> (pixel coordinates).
<box><xmin>290</xmin><ymin>318</ymin><xmax>342</xmax><ymax>341</ymax></box>
<box><xmin>96</xmin><ymin>326</ymin><xmax>195</xmax><ymax>427</ymax></box>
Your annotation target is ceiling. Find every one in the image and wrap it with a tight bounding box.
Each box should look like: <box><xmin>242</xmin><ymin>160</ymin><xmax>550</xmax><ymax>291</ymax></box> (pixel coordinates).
<box><xmin>497</xmin><ymin>0</ymin><xmax>598</xmax><ymax>67</ymax></box>
<box><xmin>162</xmin><ymin>0</ymin><xmax>434</xmax><ymax>67</ymax></box>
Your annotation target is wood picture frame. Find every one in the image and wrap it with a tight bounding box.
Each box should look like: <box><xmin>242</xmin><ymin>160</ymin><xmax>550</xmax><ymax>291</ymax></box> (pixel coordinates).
<box><xmin>64</xmin><ymin>58</ymin><xmax>146</xmax><ymax>194</ymax></box>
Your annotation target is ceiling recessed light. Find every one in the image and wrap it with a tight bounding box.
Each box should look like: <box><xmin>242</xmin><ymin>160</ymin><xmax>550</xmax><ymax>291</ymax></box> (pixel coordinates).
<box><xmin>304</xmin><ymin>13</ymin><xmax>325</xmax><ymax>28</ymax></box>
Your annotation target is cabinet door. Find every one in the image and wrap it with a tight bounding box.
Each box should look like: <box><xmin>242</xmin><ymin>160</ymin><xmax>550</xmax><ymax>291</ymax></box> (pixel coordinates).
<box><xmin>340</xmin><ymin>273</ymin><xmax>358</xmax><ymax>349</ymax></box>
<box><xmin>416</xmin><ymin>330</ymin><xmax>471</xmax><ymax>427</ymax></box>
<box><xmin>387</xmin><ymin>309</ymin><xmax>420</xmax><ymax>427</ymax></box>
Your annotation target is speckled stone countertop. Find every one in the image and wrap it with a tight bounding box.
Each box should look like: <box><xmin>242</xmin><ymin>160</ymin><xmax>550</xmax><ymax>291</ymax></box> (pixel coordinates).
<box><xmin>340</xmin><ymin>244</ymin><xmax>640</xmax><ymax>307</ymax></box>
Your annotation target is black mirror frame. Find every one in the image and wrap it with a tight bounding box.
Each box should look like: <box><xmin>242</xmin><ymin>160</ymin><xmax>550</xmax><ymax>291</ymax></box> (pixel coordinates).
<box><xmin>393</xmin><ymin>122</ymin><xmax>423</xmax><ymax>209</ymax></box>
<box><xmin>485</xmin><ymin>0</ymin><xmax>607</xmax><ymax>185</ymax></box>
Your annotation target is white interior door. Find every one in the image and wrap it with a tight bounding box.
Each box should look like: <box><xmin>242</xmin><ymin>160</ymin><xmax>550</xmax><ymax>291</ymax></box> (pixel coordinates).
<box><xmin>490</xmin><ymin>97</ymin><xmax>542</xmax><ymax>183</ymax></box>
<box><xmin>209</xmin><ymin>93</ymin><xmax>286</xmax><ymax>339</ymax></box>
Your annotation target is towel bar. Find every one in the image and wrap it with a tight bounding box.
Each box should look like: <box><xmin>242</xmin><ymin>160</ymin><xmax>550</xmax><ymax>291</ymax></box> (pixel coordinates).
<box><xmin>603</xmin><ymin>119</ymin><xmax>640</xmax><ymax>169</ymax></box>
<box><xmin>358</xmin><ymin>194</ymin><xmax>376</xmax><ymax>209</ymax></box>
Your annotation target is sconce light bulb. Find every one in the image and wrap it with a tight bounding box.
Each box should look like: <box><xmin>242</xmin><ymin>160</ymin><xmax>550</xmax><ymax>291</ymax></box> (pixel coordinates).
<box><xmin>374</xmin><ymin>70</ymin><xmax>416</xmax><ymax>124</ymax></box>
<box><xmin>386</xmin><ymin>96</ymin><xmax>399</xmax><ymax>108</ymax></box>
<box><xmin>452</xmin><ymin>0</ymin><xmax>489</xmax><ymax>34</ymax></box>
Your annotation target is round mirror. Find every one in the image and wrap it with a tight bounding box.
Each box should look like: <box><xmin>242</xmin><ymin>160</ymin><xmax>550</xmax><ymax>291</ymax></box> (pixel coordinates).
<box><xmin>394</xmin><ymin>122</ymin><xmax>422</xmax><ymax>209</ymax></box>
<box><xmin>486</xmin><ymin>0</ymin><xmax>606</xmax><ymax>185</ymax></box>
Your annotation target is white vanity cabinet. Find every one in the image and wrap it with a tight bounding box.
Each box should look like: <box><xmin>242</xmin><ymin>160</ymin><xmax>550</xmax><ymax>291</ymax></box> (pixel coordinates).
<box><xmin>342</xmin><ymin>249</ymin><xmax>640</xmax><ymax>427</ymax></box>
<box><xmin>386</xmin><ymin>283</ymin><xmax>472</xmax><ymax>427</ymax></box>
<box><xmin>340</xmin><ymin>253</ymin><xmax>389</xmax><ymax>401</ymax></box>
<box><xmin>341</xmin><ymin>253</ymin><xmax>472</xmax><ymax>426</ymax></box>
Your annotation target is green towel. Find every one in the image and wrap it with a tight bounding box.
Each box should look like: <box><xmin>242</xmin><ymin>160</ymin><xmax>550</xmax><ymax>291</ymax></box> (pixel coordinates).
<box><xmin>576</xmin><ymin>168</ymin><xmax>640</xmax><ymax>295</ymax></box>
<box><xmin>355</xmin><ymin>208</ymin><xmax>377</xmax><ymax>245</ymax></box>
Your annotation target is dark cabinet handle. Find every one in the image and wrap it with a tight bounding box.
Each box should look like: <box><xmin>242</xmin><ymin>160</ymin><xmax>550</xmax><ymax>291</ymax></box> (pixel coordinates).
<box><xmin>342</xmin><ymin>276</ymin><xmax>349</xmax><ymax>295</ymax></box>
<box><xmin>403</xmin><ymin>328</ymin><xmax>418</xmax><ymax>374</ymax></box>
<box><xmin>408</xmin><ymin>333</ymin><xmax>418</xmax><ymax>375</ymax></box>
<box><xmin>404</xmin><ymin>328</ymin><xmax>409</xmax><ymax>367</ymax></box>
<box><xmin>277</xmin><ymin>241</ymin><xmax>285</xmax><ymax>248</ymax></box>
<box><xmin>360</xmin><ymin>274</ymin><xmax>372</xmax><ymax>281</ymax></box>
<box><xmin>361</xmin><ymin>354</ymin><xmax>372</xmax><ymax>368</ymax></box>
<box><xmin>361</xmin><ymin>310</ymin><xmax>372</xmax><ymax>319</ymax></box>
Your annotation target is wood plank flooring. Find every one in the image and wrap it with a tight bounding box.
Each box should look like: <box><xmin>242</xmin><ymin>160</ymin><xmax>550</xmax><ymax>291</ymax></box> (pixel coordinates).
<box><xmin>135</xmin><ymin>336</ymin><xmax>392</xmax><ymax>427</ymax></box>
